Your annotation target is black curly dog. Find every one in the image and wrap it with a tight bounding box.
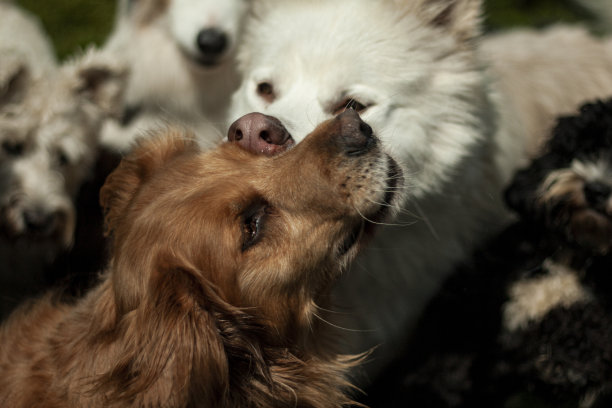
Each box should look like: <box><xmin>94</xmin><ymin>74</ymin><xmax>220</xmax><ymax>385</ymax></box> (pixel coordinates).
<box><xmin>362</xmin><ymin>99</ymin><xmax>612</xmax><ymax>408</ymax></box>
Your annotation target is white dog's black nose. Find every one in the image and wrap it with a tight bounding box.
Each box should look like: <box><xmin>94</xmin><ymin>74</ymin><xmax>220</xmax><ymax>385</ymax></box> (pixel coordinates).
<box><xmin>196</xmin><ymin>28</ymin><xmax>228</xmax><ymax>60</ymax></box>
<box><xmin>228</xmin><ymin>112</ymin><xmax>295</xmax><ymax>156</ymax></box>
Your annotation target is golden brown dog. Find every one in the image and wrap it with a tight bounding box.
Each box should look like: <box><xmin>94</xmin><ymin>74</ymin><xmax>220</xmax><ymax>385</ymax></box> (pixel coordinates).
<box><xmin>0</xmin><ymin>109</ymin><xmax>402</xmax><ymax>407</ymax></box>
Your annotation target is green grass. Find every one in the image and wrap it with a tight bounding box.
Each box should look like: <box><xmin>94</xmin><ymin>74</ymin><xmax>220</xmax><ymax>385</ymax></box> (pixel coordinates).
<box><xmin>16</xmin><ymin>0</ymin><xmax>116</xmax><ymax>60</ymax></box>
<box><xmin>15</xmin><ymin>0</ymin><xmax>597</xmax><ymax>60</ymax></box>
<box><xmin>485</xmin><ymin>0</ymin><xmax>594</xmax><ymax>31</ymax></box>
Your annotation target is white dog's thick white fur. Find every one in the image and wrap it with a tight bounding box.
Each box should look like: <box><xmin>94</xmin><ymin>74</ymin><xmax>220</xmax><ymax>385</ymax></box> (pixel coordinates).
<box><xmin>0</xmin><ymin>1</ymin><xmax>56</xmax><ymax>103</ymax></box>
<box><xmin>228</xmin><ymin>0</ymin><xmax>612</xmax><ymax>380</ymax></box>
<box><xmin>482</xmin><ymin>25</ymin><xmax>612</xmax><ymax>157</ymax></box>
<box><xmin>102</xmin><ymin>0</ymin><xmax>250</xmax><ymax>150</ymax></box>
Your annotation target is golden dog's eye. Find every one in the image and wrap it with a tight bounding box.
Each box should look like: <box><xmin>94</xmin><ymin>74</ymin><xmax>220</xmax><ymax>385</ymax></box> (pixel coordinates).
<box><xmin>241</xmin><ymin>203</ymin><xmax>269</xmax><ymax>251</ymax></box>
<box><xmin>332</xmin><ymin>98</ymin><xmax>368</xmax><ymax>115</ymax></box>
<box><xmin>256</xmin><ymin>82</ymin><xmax>275</xmax><ymax>103</ymax></box>
<box><xmin>244</xmin><ymin>216</ymin><xmax>260</xmax><ymax>243</ymax></box>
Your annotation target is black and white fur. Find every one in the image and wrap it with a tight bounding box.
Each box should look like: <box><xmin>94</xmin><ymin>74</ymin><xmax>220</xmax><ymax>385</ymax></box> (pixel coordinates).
<box><xmin>363</xmin><ymin>98</ymin><xmax>612</xmax><ymax>408</ymax></box>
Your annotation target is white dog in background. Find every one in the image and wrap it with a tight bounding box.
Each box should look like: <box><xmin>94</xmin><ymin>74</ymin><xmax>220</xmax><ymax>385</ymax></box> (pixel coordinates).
<box><xmin>0</xmin><ymin>48</ymin><xmax>126</xmax><ymax>318</ymax></box>
<box><xmin>0</xmin><ymin>1</ymin><xmax>56</xmax><ymax>106</ymax></box>
<box><xmin>102</xmin><ymin>0</ymin><xmax>250</xmax><ymax>151</ymax></box>
<box><xmin>574</xmin><ymin>0</ymin><xmax>612</xmax><ymax>29</ymax></box>
<box><xmin>227</xmin><ymin>0</ymin><xmax>612</xmax><ymax>381</ymax></box>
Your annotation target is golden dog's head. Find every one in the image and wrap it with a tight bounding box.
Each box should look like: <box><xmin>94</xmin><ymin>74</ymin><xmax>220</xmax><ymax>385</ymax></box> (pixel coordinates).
<box><xmin>100</xmin><ymin>109</ymin><xmax>402</xmax><ymax>344</ymax></box>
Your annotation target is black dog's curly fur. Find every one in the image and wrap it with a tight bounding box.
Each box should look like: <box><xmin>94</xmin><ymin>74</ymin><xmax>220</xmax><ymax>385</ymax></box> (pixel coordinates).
<box><xmin>507</xmin><ymin>99</ymin><xmax>612</xmax><ymax>249</ymax></box>
<box><xmin>362</xmin><ymin>99</ymin><xmax>612</xmax><ymax>408</ymax></box>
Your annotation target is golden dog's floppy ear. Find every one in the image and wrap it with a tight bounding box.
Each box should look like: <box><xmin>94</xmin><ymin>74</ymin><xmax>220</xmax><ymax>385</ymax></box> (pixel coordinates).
<box><xmin>94</xmin><ymin>255</ymin><xmax>226</xmax><ymax>403</ymax></box>
<box><xmin>99</xmin><ymin>130</ymin><xmax>199</xmax><ymax>236</ymax></box>
<box><xmin>94</xmin><ymin>252</ymin><xmax>271</xmax><ymax>404</ymax></box>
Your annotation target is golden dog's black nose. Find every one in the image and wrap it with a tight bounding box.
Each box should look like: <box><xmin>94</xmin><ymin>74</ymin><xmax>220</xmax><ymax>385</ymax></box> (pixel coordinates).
<box><xmin>335</xmin><ymin>108</ymin><xmax>375</xmax><ymax>156</ymax></box>
<box><xmin>228</xmin><ymin>112</ymin><xmax>295</xmax><ymax>156</ymax></box>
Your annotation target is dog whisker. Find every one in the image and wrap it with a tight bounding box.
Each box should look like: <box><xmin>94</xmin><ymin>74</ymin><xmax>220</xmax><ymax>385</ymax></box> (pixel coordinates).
<box><xmin>364</xmin><ymin>197</ymin><xmax>395</xmax><ymax>209</ymax></box>
<box><xmin>313</xmin><ymin>303</ymin><xmax>354</xmax><ymax>316</ymax></box>
<box><xmin>354</xmin><ymin>205</ymin><xmax>413</xmax><ymax>227</ymax></box>
<box><xmin>392</xmin><ymin>207</ymin><xmax>425</xmax><ymax>220</ymax></box>
<box><xmin>312</xmin><ymin>311</ymin><xmax>376</xmax><ymax>333</ymax></box>
<box><xmin>411</xmin><ymin>200</ymin><xmax>441</xmax><ymax>241</ymax></box>
<box><xmin>368</xmin><ymin>186</ymin><xmax>407</xmax><ymax>194</ymax></box>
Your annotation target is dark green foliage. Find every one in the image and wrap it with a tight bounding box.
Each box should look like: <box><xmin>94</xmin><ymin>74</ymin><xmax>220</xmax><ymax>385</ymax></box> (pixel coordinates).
<box><xmin>484</xmin><ymin>0</ymin><xmax>595</xmax><ymax>32</ymax></box>
<box><xmin>15</xmin><ymin>0</ymin><xmax>116</xmax><ymax>60</ymax></box>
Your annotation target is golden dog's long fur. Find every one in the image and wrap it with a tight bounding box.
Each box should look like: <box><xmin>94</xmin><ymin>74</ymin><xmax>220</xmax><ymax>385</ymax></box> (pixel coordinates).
<box><xmin>0</xmin><ymin>111</ymin><xmax>401</xmax><ymax>407</ymax></box>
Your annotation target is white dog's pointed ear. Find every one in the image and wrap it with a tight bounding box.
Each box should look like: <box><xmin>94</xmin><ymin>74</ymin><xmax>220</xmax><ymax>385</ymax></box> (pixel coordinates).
<box><xmin>0</xmin><ymin>50</ymin><xmax>31</xmax><ymax>106</ymax></box>
<box><xmin>412</xmin><ymin>0</ymin><xmax>483</xmax><ymax>42</ymax></box>
<box><xmin>67</xmin><ymin>48</ymin><xmax>129</xmax><ymax>119</ymax></box>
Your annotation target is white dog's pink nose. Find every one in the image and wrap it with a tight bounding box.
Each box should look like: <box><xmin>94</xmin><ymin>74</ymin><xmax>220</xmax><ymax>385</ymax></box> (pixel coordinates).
<box><xmin>228</xmin><ymin>112</ymin><xmax>295</xmax><ymax>156</ymax></box>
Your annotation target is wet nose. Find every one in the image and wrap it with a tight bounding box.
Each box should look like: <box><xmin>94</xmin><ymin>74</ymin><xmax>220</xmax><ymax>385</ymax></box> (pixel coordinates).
<box><xmin>584</xmin><ymin>181</ymin><xmax>612</xmax><ymax>211</ymax></box>
<box><xmin>196</xmin><ymin>28</ymin><xmax>228</xmax><ymax>58</ymax></box>
<box><xmin>228</xmin><ymin>112</ymin><xmax>295</xmax><ymax>156</ymax></box>
<box><xmin>335</xmin><ymin>108</ymin><xmax>375</xmax><ymax>156</ymax></box>
<box><xmin>22</xmin><ymin>207</ymin><xmax>61</xmax><ymax>236</ymax></box>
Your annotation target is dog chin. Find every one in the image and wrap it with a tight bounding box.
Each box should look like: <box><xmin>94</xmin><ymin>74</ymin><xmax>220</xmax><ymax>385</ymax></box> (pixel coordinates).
<box><xmin>340</xmin><ymin>154</ymin><xmax>403</xmax><ymax>262</ymax></box>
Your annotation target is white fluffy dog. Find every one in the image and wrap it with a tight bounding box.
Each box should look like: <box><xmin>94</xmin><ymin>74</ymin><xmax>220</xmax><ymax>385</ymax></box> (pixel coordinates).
<box><xmin>0</xmin><ymin>49</ymin><xmax>126</xmax><ymax>318</ymax></box>
<box><xmin>102</xmin><ymin>0</ymin><xmax>250</xmax><ymax>150</ymax></box>
<box><xmin>0</xmin><ymin>1</ymin><xmax>56</xmax><ymax>105</ymax></box>
<box><xmin>574</xmin><ymin>0</ymin><xmax>612</xmax><ymax>29</ymax></box>
<box><xmin>227</xmin><ymin>0</ymin><xmax>612</xmax><ymax>380</ymax></box>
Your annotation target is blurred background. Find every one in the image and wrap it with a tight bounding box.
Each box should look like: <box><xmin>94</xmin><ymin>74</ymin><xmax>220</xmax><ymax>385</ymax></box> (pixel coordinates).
<box><xmin>15</xmin><ymin>0</ymin><xmax>600</xmax><ymax>60</ymax></box>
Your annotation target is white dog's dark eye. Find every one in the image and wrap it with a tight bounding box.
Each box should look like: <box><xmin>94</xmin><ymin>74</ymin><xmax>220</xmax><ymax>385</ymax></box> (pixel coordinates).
<box><xmin>241</xmin><ymin>203</ymin><xmax>269</xmax><ymax>251</ymax></box>
<box><xmin>332</xmin><ymin>98</ymin><xmax>368</xmax><ymax>115</ymax></box>
<box><xmin>256</xmin><ymin>82</ymin><xmax>275</xmax><ymax>103</ymax></box>
<box><xmin>1</xmin><ymin>140</ymin><xmax>25</xmax><ymax>156</ymax></box>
